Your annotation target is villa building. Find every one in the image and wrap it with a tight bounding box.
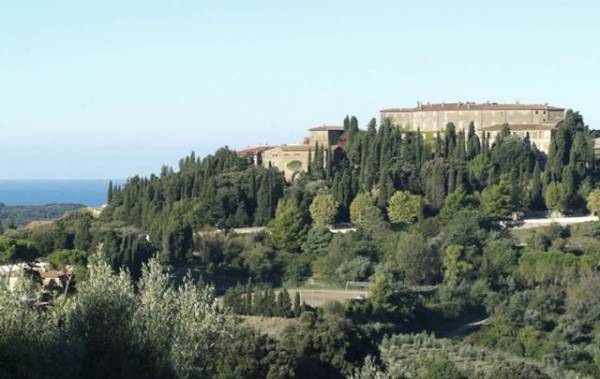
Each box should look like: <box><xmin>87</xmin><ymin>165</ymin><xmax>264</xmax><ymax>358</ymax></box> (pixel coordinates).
<box><xmin>239</xmin><ymin>125</ymin><xmax>345</xmax><ymax>180</ymax></box>
<box><xmin>380</xmin><ymin>102</ymin><xmax>565</xmax><ymax>153</ymax></box>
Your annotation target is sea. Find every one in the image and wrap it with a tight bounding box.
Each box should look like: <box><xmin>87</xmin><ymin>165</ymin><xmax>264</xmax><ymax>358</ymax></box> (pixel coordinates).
<box><xmin>0</xmin><ymin>179</ymin><xmax>125</xmax><ymax>207</ymax></box>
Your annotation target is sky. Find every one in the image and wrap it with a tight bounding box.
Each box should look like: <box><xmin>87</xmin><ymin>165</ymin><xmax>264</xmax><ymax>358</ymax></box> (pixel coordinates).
<box><xmin>1</xmin><ymin>0</ymin><xmax>598</xmax><ymax>179</ymax></box>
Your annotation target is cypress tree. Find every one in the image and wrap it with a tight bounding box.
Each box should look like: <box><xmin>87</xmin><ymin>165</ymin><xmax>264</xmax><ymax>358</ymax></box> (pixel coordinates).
<box><xmin>264</xmin><ymin>288</ymin><xmax>276</xmax><ymax>316</ymax></box>
<box><xmin>448</xmin><ymin>164</ymin><xmax>456</xmax><ymax>194</ymax></box>
<box><xmin>481</xmin><ymin>132</ymin><xmax>490</xmax><ymax>162</ymax></box>
<box><xmin>530</xmin><ymin>161</ymin><xmax>543</xmax><ymax>210</ymax></box>
<box><xmin>252</xmin><ymin>288</ymin><xmax>265</xmax><ymax>315</ymax></box>
<box><xmin>107</xmin><ymin>180</ymin><xmax>114</xmax><ymax>203</ymax></box>
<box><xmin>277</xmin><ymin>288</ymin><xmax>292</xmax><ymax>318</ymax></box>
<box><xmin>255</xmin><ymin>174</ymin><xmax>271</xmax><ymax>225</ymax></box>
<box><xmin>562</xmin><ymin>165</ymin><xmax>576</xmax><ymax>204</ymax></box>
<box><xmin>350</xmin><ymin>116</ymin><xmax>359</xmax><ymax>134</ymax></box>
<box><xmin>293</xmin><ymin>291</ymin><xmax>301</xmax><ymax>317</ymax></box>
<box><xmin>435</xmin><ymin>131</ymin><xmax>443</xmax><ymax>158</ymax></box>
<box><xmin>466</xmin><ymin>122</ymin><xmax>481</xmax><ymax>160</ymax></box>
<box><xmin>455</xmin><ymin>130</ymin><xmax>467</xmax><ymax>161</ymax></box>
<box><xmin>326</xmin><ymin>147</ymin><xmax>333</xmax><ymax>180</ymax></box>
<box><xmin>245</xmin><ymin>279</ymin><xmax>253</xmax><ymax>315</ymax></box>
<box><xmin>445</xmin><ymin>123</ymin><xmax>457</xmax><ymax>159</ymax></box>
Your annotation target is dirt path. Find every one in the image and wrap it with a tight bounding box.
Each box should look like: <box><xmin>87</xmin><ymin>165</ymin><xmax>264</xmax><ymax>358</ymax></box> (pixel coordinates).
<box><xmin>444</xmin><ymin>317</ymin><xmax>489</xmax><ymax>338</ymax></box>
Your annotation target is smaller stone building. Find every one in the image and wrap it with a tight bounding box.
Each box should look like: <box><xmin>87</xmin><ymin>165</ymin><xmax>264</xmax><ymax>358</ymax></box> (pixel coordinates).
<box><xmin>239</xmin><ymin>125</ymin><xmax>345</xmax><ymax>180</ymax></box>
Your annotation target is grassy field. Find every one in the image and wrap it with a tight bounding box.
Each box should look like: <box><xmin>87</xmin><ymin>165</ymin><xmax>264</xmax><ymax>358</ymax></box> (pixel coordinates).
<box><xmin>289</xmin><ymin>288</ymin><xmax>368</xmax><ymax>307</ymax></box>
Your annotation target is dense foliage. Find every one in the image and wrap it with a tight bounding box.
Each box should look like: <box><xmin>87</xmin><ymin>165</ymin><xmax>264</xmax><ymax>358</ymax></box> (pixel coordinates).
<box><xmin>3</xmin><ymin>111</ymin><xmax>600</xmax><ymax>378</ymax></box>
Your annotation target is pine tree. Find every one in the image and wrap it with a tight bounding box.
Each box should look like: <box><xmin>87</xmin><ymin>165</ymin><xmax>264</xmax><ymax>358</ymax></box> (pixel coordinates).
<box><xmin>269</xmin><ymin>197</ymin><xmax>308</xmax><ymax>252</ymax></box>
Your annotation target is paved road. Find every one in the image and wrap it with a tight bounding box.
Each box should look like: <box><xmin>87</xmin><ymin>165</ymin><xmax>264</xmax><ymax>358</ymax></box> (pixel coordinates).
<box><xmin>510</xmin><ymin>215</ymin><xmax>598</xmax><ymax>230</ymax></box>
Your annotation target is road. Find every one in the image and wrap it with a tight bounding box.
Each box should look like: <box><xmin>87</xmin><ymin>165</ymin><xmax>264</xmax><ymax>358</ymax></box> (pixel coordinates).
<box><xmin>509</xmin><ymin>215</ymin><xmax>598</xmax><ymax>230</ymax></box>
<box><xmin>444</xmin><ymin>318</ymin><xmax>489</xmax><ymax>338</ymax></box>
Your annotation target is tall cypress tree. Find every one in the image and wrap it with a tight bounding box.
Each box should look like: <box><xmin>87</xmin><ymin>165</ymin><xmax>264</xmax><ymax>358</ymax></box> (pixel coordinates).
<box><xmin>530</xmin><ymin>161</ymin><xmax>543</xmax><ymax>210</ymax></box>
<box><xmin>466</xmin><ymin>122</ymin><xmax>481</xmax><ymax>160</ymax></box>
<box><xmin>255</xmin><ymin>174</ymin><xmax>271</xmax><ymax>225</ymax></box>
<box><xmin>455</xmin><ymin>130</ymin><xmax>467</xmax><ymax>161</ymax></box>
<box><xmin>107</xmin><ymin>180</ymin><xmax>114</xmax><ymax>204</ymax></box>
<box><xmin>293</xmin><ymin>291</ymin><xmax>301</xmax><ymax>317</ymax></box>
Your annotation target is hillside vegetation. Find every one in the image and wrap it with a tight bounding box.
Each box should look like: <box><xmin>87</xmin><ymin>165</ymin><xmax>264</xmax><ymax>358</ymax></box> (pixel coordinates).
<box><xmin>3</xmin><ymin>112</ymin><xmax>600</xmax><ymax>378</ymax></box>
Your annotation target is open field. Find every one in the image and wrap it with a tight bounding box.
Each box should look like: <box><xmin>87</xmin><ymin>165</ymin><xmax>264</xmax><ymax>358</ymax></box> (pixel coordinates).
<box><xmin>290</xmin><ymin>288</ymin><xmax>368</xmax><ymax>307</ymax></box>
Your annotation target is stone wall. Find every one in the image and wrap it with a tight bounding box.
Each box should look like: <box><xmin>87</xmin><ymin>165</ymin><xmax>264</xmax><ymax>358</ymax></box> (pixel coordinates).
<box><xmin>382</xmin><ymin>108</ymin><xmax>563</xmax><ymax>132</ymax></box>
<box><xmin>262</xmin><ymin>146</ymin><xmax>311</xmax><ymax>180</ymax></box>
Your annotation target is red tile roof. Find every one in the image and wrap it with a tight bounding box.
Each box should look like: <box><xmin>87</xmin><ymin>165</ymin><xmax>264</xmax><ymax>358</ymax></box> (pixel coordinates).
<box><xmin>309</xmin><ymin>125</ymin><xmax>344</xmax><ymax>132</ymax></box>
<box><xmin>381</xmin><ymin>102</ymin><xmax>565</xmax><ymax>113</ymax></box>
<box><xmin>237</xmin><ymin>146</ymin><xmax>272</xmax><ymax>156</ymax></box>
<box><xmin>40</xmin><ymin>270</ymin><xmax>65</xmax><ymax>279</ymax></box>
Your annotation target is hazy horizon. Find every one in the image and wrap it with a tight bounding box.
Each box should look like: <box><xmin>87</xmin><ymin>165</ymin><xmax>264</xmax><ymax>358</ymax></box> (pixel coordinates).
<box><xmin>2</xmin><ymin>0</ymin><xmax>599</xmax><ymax>179</ymax></box>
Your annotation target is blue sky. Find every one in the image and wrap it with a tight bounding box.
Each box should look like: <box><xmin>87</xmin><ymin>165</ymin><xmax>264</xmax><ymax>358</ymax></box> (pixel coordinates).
<box><xmin>1</xmin><ymin>0</ymin><xmax>598</xmax><ymax>179</ymax></box>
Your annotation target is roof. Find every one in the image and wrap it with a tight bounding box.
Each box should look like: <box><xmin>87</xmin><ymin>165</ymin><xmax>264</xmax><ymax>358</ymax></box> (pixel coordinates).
<box><xmin>40</xmin><ymin>270</ymin><xmax>66</xmax><ymax>279</ymax></box>
<box><xmin>279</xmin><ymin>145</ymin><xmax>312</xmax><ymax>152</ymax></box>
<box><xmin>381</xmin><ymin>102</ymin><xmax>565</xmax><ymax>113</ymax></box>
<box><xmin>480</xmin><ymin>123</ymin><xmax>559</xmax><ymax>132</ymax></box>
<box><xmin>309</xmin><ymin>125</ymin><xmax>344</xmax><ymax>132</ymax></box>
<box><xmin>237</xmin><ymin>146</ymin><xmax>272</xmax><ymax>156</ymax></box>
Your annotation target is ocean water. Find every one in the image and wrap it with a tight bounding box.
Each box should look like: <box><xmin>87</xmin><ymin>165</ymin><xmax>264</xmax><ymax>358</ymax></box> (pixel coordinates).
<box><xmin>0</xmin><ymin>180</ymin><xmax>124</xmax><ymax>206</ymax></box>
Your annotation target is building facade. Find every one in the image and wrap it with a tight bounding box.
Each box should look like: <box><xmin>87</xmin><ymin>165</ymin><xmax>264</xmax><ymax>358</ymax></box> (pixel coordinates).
<box><xmin>239</xmin><ymin>126</ymin><xmax>345</xmax><ymax>181</ymax></box>
<box><xmin>380</xmin><ymin>102</ymin><xmax>565</xmax><ymax>153</ymax></box>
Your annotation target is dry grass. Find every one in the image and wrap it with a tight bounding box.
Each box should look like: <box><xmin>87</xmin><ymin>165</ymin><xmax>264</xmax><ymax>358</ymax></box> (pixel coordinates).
<box><xmin>241</xmin><ymin>315</ymin><xmax>295</xmax><ymax>337</ymax></box>
<box><xmin>24</xmin><ymin>220</ymin><xmax>54</xmax><ymax>229</ymax></box>
<box><xmin>290</xmin><ymin>288</ymin><xmax>368</xmax><ymax>307</ymax></box>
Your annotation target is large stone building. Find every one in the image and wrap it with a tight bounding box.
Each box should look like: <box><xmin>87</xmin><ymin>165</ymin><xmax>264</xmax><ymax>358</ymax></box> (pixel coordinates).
<box><xmin>238</xmin><ymin>126</ymin><xmax>345</xmax><ymax>181</ymax></box>
<box><xmin>380</xmin><ymin>102</ymin><xmax>565</xmax><ymax>153</ymax></box>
